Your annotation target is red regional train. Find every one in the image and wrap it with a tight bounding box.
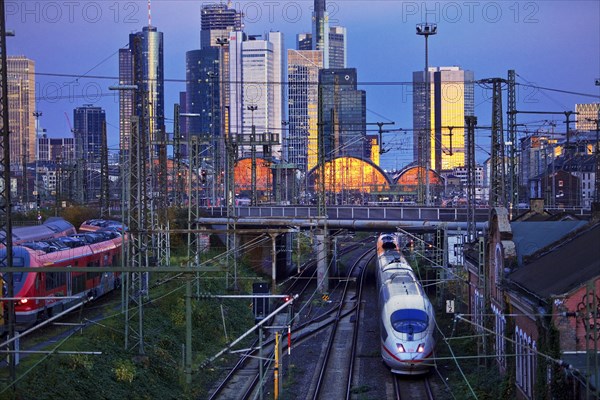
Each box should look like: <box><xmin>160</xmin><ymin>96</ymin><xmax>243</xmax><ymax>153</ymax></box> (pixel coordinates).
<box><xmin>1</xmin><ymin>217</ymin><xmax>76</xmax><ymax>245</ymax></box>
<box><xmin>0</xmin><ymin>220</ymin><xmax>125</xmax><ymax>331</ymax></box>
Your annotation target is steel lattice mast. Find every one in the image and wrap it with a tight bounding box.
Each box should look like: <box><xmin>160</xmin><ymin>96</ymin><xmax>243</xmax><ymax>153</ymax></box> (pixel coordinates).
<box><xmin>465</xmin><ymin>116</ymin><xmax>478</xmax><ymax>241</ymax></box>
<box><xmin>507</xmin><ymin>70</ymin><xmax>518</xmax><ymax>215</ymax></box>
<box><xmin>124</xmin><ymin>35</ymin><xmax>150</xmax><ymax>355</ymax></box>
<box><xmin>100</xmin><ymin>120</ymin><xmax>110</xmax><ymax>218</ymax></box>
<box><xmin>487</xmin><ymin>78</ymin><xmax>506</xmax><ymax>208</ymax></box>
<box><xmin>0</xmin><ymin>1</ymin><xmax>16</xmax><ymax>384</ymax></box>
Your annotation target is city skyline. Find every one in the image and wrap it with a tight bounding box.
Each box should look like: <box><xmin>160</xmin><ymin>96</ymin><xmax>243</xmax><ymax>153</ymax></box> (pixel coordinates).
<box><xmin>6</xmin><ymin>1</ymin><xmax>600</xmax><ymax>171</ymax></box>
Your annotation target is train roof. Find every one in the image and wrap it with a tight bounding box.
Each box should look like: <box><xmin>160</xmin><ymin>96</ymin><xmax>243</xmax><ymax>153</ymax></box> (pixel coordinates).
<box><xmin>383</xmin><ymin>270</ymin><xmax>424</xmax><ymax>297</ymax></box>
<box><xmin>1</xmin><ymin>217</ymin><xmax>75</xmax><ymax>243</ymax></box>
<box><xmin>17</xmin><ymin>221</ymin><xmax>122</xmax><ymax>254</ymax></box>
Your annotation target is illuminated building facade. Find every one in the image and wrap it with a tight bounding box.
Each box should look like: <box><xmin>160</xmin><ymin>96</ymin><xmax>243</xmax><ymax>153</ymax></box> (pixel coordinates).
<box><xmin>575</xmin><ymin>103</ymin><xmax>600</xmax><ymax>131</ymax></box>
<box><xmin>413</xmin><ymin>66</ymin><xmax>474</xmax><ymax>172</ymax></box>
<box><xmin>228</xmin><ymin>32</ymin><xmax>284</xmax><ymax>159</ymax></box>
<box><xmin>7</xmin><ymin>56</ymin><xmax>36</xmax><ymax>168</ymax></box>
<box><xmin>119</xmin><ymin>26</ymin><xmax>165</xmax><ymax>155</ymax></box>
<box><xmin>287</xmin><ymin>49</ymin><xmax>323</xmax><ymax>171</ymax></box>
<box><xmin>318</xmin><ymin>68</ymin><xmax>367</xmax><ymax>161</ymax></box>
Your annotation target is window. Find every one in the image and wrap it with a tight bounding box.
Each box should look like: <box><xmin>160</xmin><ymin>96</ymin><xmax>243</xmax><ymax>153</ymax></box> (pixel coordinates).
<box><xmin>495</xmin><ymin>244</ymin><xmax>503</xmax><ymax>285</ymax></box>
<box><xmin>46</xmin><ymin>272</ymin><xmax>67</xmax><ymax>291</ymax></box>
<box><xmin>390</xmin><ymin>309</ymin><xmax>429</xmax><ymax>334</ymax></box>
<box><xmin>515</xmin><ymin>325</ymin><xmax>535</xmax><ymax>399</ymax></box>
<box><xmin>492</xmin><ymin>304</ymin><xmax>506</xmax><ymax>369</ymax></box>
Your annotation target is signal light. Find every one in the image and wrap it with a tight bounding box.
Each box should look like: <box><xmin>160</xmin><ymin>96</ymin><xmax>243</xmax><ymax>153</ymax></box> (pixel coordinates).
<box><xmin>396</xmin><ymin>343</ymin><xmax>406</xmax><ymax>353</ymax></box>
<box><xmin>20</xmin><ymin>298</ymin><xmax>28</xmax><ymax>304</ymax></box>
<box><xmin>417</xmin><ymin>343</ymin><xmax>425</xmax><ymax>353</ymax></box>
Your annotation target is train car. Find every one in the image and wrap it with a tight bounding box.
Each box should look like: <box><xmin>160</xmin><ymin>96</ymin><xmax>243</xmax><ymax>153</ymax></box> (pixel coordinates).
<box><xmin>377</xmin><ymin>233</ymin><xmax>436</xmax><ymax>375</ymax></box>
<box><xmin>0</xmin><ymin>223</ymin><xmax>124</xmax><ymax>330</ymax></box>
<box><xmin>79</xmin><ymin>219</ymin><xmax>125</xmax><ymax>233</ymax></box>
<box><xmin>1</xmin><ymin>217</ymin><xmax>76</xmax><ymax>245</ymax></box>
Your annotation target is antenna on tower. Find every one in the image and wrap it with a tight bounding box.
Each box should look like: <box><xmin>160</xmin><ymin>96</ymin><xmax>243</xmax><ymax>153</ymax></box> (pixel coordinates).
<box><xmin>147</xmin><ymin>0</ymin><xmax>152</xmax><ymax>27</ymax></box>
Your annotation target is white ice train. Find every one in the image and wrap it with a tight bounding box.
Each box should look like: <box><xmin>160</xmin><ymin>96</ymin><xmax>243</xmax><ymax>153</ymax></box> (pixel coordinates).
<box><xmin>376</xmin><ymin>233</ymin><xmax>436</xmax><ymax>375</ymax></box>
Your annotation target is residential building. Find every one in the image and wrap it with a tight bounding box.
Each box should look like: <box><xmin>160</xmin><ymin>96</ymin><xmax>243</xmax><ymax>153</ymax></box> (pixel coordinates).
<box><xmin>575</xmin><ymin>103</ymin><xmax>600</xmax><ymax>131</ymax></box>
<box><xmin>463</xmin><ymin>204</ymin><xmax>599</xmax><ymax>399</ymax></box>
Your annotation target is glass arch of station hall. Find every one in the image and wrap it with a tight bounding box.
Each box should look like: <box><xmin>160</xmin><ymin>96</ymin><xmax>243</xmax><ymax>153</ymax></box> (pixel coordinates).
<box><xmin>390</xmin><ymin>165</ymin><xmax>445</xmax><ymax>203</ymax></box>
<box><xmin>232</xmin><ymin>157</ymin><xmax>445</xmax><ymax>204</ymax></box>
<box><xmin>306</xmin><ymin>156</ymin><xmax>392</xmax><ymax>204</ymax></box>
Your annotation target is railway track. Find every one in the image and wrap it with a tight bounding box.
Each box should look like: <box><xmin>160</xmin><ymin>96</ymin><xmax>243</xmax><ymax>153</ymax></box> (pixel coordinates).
<box><xmin>309</xmin><ymin>248</ymin><xmax>373</xmax><ymax>400</ymax></box>
<box><xmin>394</xmin><ymin>375</ymin><xmax>435</xmax><ymax>400</ymax></box>
<box><xmin>207</xmin><ymin>237</ymin><xmax>375</xmax><ymax>400</ymax></box>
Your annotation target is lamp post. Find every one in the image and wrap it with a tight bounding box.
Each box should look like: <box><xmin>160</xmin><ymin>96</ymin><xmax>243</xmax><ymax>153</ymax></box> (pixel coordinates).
<box><xmin>416</xmin><ymin>22</ymin><xmax>437</xmax><ymax>206</ymax></box>
<box><xmin>248</xmin><ymin>104</ymin><xmax>258</xmax><ymax>205</ymax></box>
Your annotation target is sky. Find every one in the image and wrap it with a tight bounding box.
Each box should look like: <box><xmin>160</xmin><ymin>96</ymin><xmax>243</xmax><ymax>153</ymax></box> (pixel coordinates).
<box><xmin>6</xmin><ymin>0</ymin><xmax>600</xmax><ymax>171</ymax></box>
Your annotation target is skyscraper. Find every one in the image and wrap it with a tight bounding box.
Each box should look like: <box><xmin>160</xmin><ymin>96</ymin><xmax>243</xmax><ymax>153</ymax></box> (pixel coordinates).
<box><xmin>287</xmin><ymin>50</ymin><xmax>323</xmax><ymax>171</ymax></box>
<box><xmin>7</xmin><ymin>56</ymin><xmax>35</xmax><ymax>169</ymax></box>
<box><xmin>229</xmin><ymin>32</ymin><xmax>285</xmax><ymax>158</ymax></box>
<box><xmin>297</xmin><ymin>27</ymin><xmax>346</xmax><ymax>69</ymax></box>
<box><xmin>318</xmin><ymin>68</ymin><xmax>367</xmax><ymax>160</ymax></box>
<box><xmin>73</xmin><ymin>105</ymin><xmax>105</xmax><ymax>164</ymax></box>
<box><xmin>119</xmin><ymin>26</ymin><xmax>164</xmax><ymax>154</ymax></box>
<box><xmin>200</xmin><ymin>3</ymin><xmax>242</xmax><ymax>49</ymax></box>
<box><xmin>413</xmin><ymin>66</ymin><xmax>474</xmax><ymax>172</ymax></box>
<box><xmin>312</xmin><ymin>0</ymin><xmax>329</xmax><ymax>68</ymax></box>
<box><xmin>328</xmin><ymin>27</ymin><xmax>347</xmax><ymax>69</ymax></box>
<box><xmin>186</xmin><ymin>48</ymin><xmax>220</xmax><ymax>137</ymax></box>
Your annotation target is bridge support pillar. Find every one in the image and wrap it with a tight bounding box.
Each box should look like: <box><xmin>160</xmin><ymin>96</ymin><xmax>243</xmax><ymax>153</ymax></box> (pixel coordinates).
<box><xmin>270</xmin><ymin>233</ymin><xmax>278</xmax><ymax>293</ymax></box>
<box><xmin>316</xmin><ymin>230</ymin><xmax>329</xmax><ymax>293</ymax></box>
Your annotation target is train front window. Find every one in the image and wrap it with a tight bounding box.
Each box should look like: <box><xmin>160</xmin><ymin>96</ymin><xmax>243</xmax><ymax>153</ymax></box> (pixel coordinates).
<box><xmin>390</xmin><ymin>309</ymin><xmax>428</xmax><ymax>334</ymax></box>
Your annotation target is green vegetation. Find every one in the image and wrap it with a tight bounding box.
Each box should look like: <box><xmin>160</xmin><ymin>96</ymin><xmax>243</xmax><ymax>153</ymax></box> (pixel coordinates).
<box><xmin>0</xmin><ymin>258</ymin><xmax>260</xmax><ymax>399</ymax></box>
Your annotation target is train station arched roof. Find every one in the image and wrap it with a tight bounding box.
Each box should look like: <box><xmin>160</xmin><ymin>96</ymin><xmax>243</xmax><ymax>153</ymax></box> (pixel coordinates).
<box><xmin>393</xmin><ymin>166</ymin><xmax>444</xmax><ymax>188</ymax></box>
<box><xmin>307</xmin><ymin>156</ymin><xmax>391</xmax><ymax>193</ymax></box>
<box><xmin>234</xmin><ymin>157</ymin><xmax>273</xmax><ymax>193</ymax></box>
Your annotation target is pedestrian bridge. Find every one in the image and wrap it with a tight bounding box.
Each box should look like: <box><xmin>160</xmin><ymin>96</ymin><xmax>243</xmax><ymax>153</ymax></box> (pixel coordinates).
<box><xmin>199</xmin><ymin>205</ymin><xmax>492</xmax><ymax>232</ymax></box>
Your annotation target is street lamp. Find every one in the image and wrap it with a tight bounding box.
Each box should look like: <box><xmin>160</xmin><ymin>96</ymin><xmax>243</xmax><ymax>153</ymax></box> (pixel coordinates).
<box><xmin>416</xmin><ymin>22</ymin><xmax>437</xmax><ymax>206</ymax></box>
<box><xmin>247</xmin><ymin>105</ymin><xmax>258</xmax><ymax>205</ymax></box>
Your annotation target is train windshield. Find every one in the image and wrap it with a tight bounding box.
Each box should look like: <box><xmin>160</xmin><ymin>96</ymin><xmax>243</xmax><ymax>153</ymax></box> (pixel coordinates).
<box><xmin>0</xmin><ymin>255</ymin><xmax>27</xmax><ymax>294</ymax></box>
<box><xmin>390</xmin><ymin>309</ymin><xmax>429</xmax><ymax>334</ymax></box>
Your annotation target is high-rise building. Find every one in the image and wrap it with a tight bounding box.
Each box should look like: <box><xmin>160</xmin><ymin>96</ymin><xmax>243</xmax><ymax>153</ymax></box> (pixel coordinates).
<box><xmin>186</xmin><ymin>48</ymin><xmax>220</xmax><ymax>137</ymax></box>
<box><xmin>312</xmin><ymin>0</ymin><xmax>329</xmax><ymax>68</ymax></box>
<box><xmin>73</xmin><ymin>105</ymin><xmax>105</xmax><ymax>164</ymax></box>
<box><xmin>200</xmin><ymin>3</ymin><xmax>242</xmax><ymax>49</ymax></box>
<box><xmin>37</xmin><ymin>135</ymin><xmax>75</xmax><ymax>163</ymax></box>
<box><xmin>287</xmin><ymin>50</ymin><xmax>323</xmax><ymax>171</ymax></box>
<box><xmin>328</xmin><ymin>27</ymin><xmax>347</xmax><ymax>69</ymax></box>
<box><xmin>575</xmin><ymin>103</ymin><xmax>600</xmax><ymax>131</ymax></box>
<box><xmin>7</xmin><ymin>56</ymin><xmax>36</xmax><ymax>169</ymax></box>
<box><xmin>318</xmin><ymin>68</ymin><xmax>367</xmax><ymax>160</ymax></box>
<box><xmin>297</xmin><ymin>26</ymin><xmax>346</xmax><ymax>68</ymax></box>
<box><xmin>229</xmin><ymin>32</ymin><xmax>285</xmax><ymax>158</ymax></box>
<box><xmin>297</xmin><ymin>33</ymin><xmax>312</xmax><ymax>51</ymax></box>
<box><xmin>119</xmin><ymin>25</ymin><xmax>164</xmax><ymax>155</ymax></box>
<box><xmin>413</xmin><ymin>66</ymin><xmax>474</xmax><ymax>172</ymax></box>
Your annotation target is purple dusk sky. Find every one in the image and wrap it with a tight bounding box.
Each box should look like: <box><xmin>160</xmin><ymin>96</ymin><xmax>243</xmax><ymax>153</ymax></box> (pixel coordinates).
<box><xmin>6</xmin><ymin>0</ymin><xmax>600</xmax><ymax>170</ymax></box>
